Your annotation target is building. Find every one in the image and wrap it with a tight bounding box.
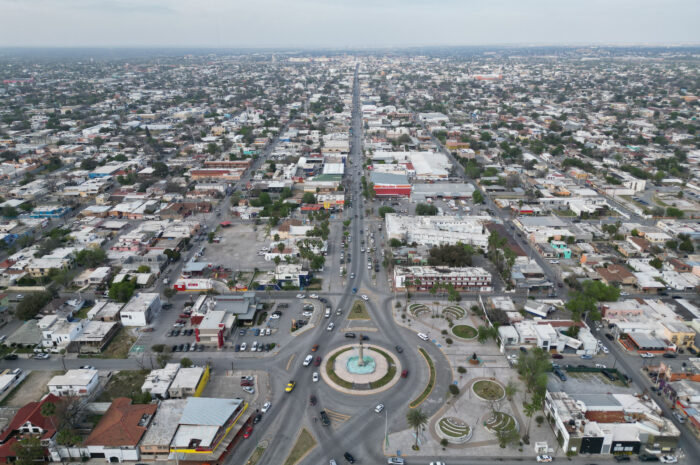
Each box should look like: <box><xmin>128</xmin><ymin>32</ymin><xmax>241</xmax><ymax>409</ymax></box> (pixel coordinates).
<box><xmin>73</xmin><ymin>320</ymin><xmax>120</xmax><ymax>354</ymax></box>
<box><xmin>545</xmin><ymin>391</ymin><xmax>679</xmax><ymax>456</ymax></box>
<box><xmin>170</xmin><ymin>397</ymin><xmax>248</xmax><ymax>463</ymax></box>
<box><xmin>385</xmin><ymin>214</ymin><xmax>491</xmax><ymax>250</ymax></box>
<box><xmin>47</xmin><ymin>369</ymin><xmax>99</xmax><ymax>397</ymax></box>
<box><xmin>0</xmin><ymin>394</ymin><xmax>61</xmax><ymax>463</ymax></box>
<box><xmin>393</xmin><ymin>266</ymin><xmax>491</xmax><ymax>292</ymax></box>
<box><xmin>141</xmin><ymin>363</ymin><xmax>180</xmax><ymax>399</ymax></box>
<box><xmin>168</xmin><ymin>366</ymin><xmax>208</xmax><ymax>398</ymax></box>
<box><xmin>85</xmin><ymin>397</ymin><xmax>157</xmax><ymax>463</ymax></box>
<box><xmin>139</xmin><ymin>399</ymin><xmax>187</xmax><ymax>461</ymax></box>
<box><xmin>370</xmin><ymin>172</ymin><xmax>411</xmax><ymax>197</ymax></box>
<box><xmin>120</xmin><ymin>293</ymin><xmax>161</xmax><ymax>327</ymax></box>
<box><xmin>274</xmin><ymin>263</ymin><xmax>310</xmax><ymax>287</ymax></box>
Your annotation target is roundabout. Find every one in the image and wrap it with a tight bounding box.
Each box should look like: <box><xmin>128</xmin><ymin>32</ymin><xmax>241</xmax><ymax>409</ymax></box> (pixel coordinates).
<box><xmin>322</xmin><ymin>341</ymin><xmax>402</xmax><ymax>395</ymax></box>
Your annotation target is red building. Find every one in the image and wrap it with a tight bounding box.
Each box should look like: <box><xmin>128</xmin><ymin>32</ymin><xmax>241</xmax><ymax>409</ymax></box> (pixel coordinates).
<box><xmin>370</xmin><ymin>172</ymin><xmax>411</xmax><ymax>197</ymax></box>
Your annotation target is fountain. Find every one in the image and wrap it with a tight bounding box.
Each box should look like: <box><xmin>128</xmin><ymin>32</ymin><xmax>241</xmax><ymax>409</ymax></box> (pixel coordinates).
<box><xmin>346</xmin><ymin>335</ymin><xmax>376</xmax><ymax>374</ymax></box>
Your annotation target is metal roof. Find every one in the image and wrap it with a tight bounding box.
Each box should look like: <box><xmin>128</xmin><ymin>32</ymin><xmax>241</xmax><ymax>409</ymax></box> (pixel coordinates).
<box><xmin>180</xmin><ymin>397</ymin><xmax>243</xmax><ymax>426</ymax></box>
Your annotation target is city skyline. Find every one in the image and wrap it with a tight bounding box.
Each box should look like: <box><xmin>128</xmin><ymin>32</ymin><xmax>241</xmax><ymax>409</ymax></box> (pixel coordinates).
<box><xmin>1</xmin><ymin>0</ymin><xmax>699</xmax><ymax>48</ymax></box>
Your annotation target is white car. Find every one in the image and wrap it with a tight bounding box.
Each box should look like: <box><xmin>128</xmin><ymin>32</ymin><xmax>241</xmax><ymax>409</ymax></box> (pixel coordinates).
<box><xmin>312</xmin><ymin>372</ymin><xmax>319</xmax><ymax>382</ymax></box>
<box><xmin>243</xmin><ymin>386</ymin><xmax>255</xmax><ymax>394</ymax></box>
<box><xmin>270</xmin><ymin>313</ymin><xmax>280</xmax><ymax>319</ymax></box>
<box><xmin>641</xmin><ymin>352</ymin><xmax>655</xmax><ymax>358</ymax></box>
<box><xmin>387</xmin><ymin>458</ymin><xmax>404</xmax><ymax>465</ymax></box>
<box><xmin>326</xmin><ymin>322</ymin><xmax>335</xmax><ymax>331</ymax></box>
<box><xmin>620</xmin><ymin>291</ymin><xmax>630</xmax><ymax>296</ymax></box>
<box><xmin>361</xmin><ymin>294</ymin><xmax>369</xmax><ymax>301</ymax></box>
<box><xmin>265</xmin><ymin>328</ymin><xmax>271</xmax><ymax>336</ymax></box>
<box><xmin>303</xmin><ymin>354</ymin><xmax>313</xmax><ymax>367</ymax></box>
<box><xmin>296</xmin><ymin>293</ymin><xmax>306</xmax><ymax>299</ymax></box>
<box><xmin>429</xmin><ymin>462</ymin><xmax>446</xmax><ymax>465</ymax></box>
<box><xmin>261</xmin><ymin>401</ymin><xmax>271</xmax><ymax>413</ymax></box>
<box><xmin>660</xmin><ymin>456</ymin><xmax>678</xmax><ymax>463</ymax></box>
<box><xmin>309</xmin><ymin>294</ymin><xmax>319</xmax><ymax>299</ymax></box>
<box><xmin>240</xmin><ymin>342</ymin><xmax>247</xmax><ymax>351</ymax></box>
<box><xmin>374</xmin><ymin>403</ymin><xmax>384</xmax><ymax>413</ymax></box>
<box><xmin>536</xmin><ymin>455</ymin><xmax>553</xmax><ymax>463</ymax></box>
<box><xmin>417</xmin><ymin>332</ymin><xmax>429</xmax><ymax>341</ymax></box>
<box><xmin>302</xmin><ymin>311</ymin><xmax>313</xmax><ymax>317</ymax></box>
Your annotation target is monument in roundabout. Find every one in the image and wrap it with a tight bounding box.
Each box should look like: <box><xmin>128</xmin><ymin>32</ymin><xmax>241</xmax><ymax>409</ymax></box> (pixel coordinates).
<box><xmin>323</xmin><ymin>333</ymin><xmax>401</xmax><ymax>393</ymax></box>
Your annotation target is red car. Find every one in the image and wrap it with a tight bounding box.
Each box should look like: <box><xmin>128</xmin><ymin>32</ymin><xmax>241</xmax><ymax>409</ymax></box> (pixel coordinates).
<box><xmin>179</xmin><ymin>313</ymin><xmax>190</xmax><ymax>319</ymax></box>
<box><xmin>243</xmin><ymin>426</ymin><xmax>253</xmax><ymax>439</ymax></box>
<box><xmin>552</xmin><ymin>353</ymin><xmax>563</xmax><ymax>359</ymax></box>
<box><xmin>401</xmin><ymin>369</ymin><xmax>409</xmax><ymax>378</ymax></box>
<box><xmin>314</xmin><ymin>356</ymin><xmax>322</xmax><ymax>366</ymax></box>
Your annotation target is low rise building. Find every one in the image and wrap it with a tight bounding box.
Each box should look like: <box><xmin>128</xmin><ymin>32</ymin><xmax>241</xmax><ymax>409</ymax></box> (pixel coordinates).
<box><xmin>47</xmin><ymin>369</ymin><xmax>99</xmax><ymax>397</ymax></box>
<box><xmin>168</xmin><ymin>366</ymin><xmax>208</xmax><ymax>398</ymax></box>
<box><xmin>120</xmin><ymin>293</ymin><xmax>161</xmax><ymax>327</ymax></box>
<box><xmin>393</xmin><ymin>266</ymin><xmax>491</xmax><ymax>292</ymax></box>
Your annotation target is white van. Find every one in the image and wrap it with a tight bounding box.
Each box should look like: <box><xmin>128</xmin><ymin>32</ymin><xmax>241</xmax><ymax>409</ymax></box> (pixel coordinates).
<box><xmin>324</xmin><ymin>308</ymin><xmax>331</xmax><ymax>318</ymax></box>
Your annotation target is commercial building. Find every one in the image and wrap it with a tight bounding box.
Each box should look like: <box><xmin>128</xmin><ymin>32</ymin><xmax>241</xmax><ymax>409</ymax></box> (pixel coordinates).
<box><xmin>385</xmin><ymin>214</ymin><xmax>491</xmax><ymax>250</ymax></box>
<box><xmin>545</xmin><ymin>391</ymin><xmax>679</xmax><ymax>456</ymax></box>
<box><xmin>168</xmin><ymin>366</ymin><xmax>208</xmax><ymax>398</ymax></box>
<box><xmin>370</xmin><ymin>172</ymin><xmax>411</xmax><ymax>197</ymax></box>
<box><xmin>141</xmin><ymin>363</ymin><xmax>180</xmax><ymax>399</ymax></box>
<box><xmin>393</xmin><ymin>266</ymin><xmax>491</xmax><ymax>292</ymax></box>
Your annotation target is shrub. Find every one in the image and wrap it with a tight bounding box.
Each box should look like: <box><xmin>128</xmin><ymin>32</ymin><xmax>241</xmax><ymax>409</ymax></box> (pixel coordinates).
<box><xmin>151</xmin><ymin>344</ymin><xmax>165</xmax><ymax>353</ymax></box>
<box><xmin>445</xmin><ymin>337</ymin><xmax>453</xmax><ymax>345</ymax></box>
<box><xmin>448</xmin><ymin>384</ymin><xmax>460</xmax><ymax>395</ymax></box>
<box><xmin>457</xmin><ymin>366</ymin><xmax>467</xmax><ymax>374</ymax></box>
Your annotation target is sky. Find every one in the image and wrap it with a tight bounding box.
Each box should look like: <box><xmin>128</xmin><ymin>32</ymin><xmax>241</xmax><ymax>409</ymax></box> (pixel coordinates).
<box><xmin>1</xmin><ymin>0</ymin><xmax>699</xmax><ymax>49</ymax></box>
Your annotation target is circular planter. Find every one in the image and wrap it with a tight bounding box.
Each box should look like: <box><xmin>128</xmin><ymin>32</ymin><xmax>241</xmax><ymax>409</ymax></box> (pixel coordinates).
<box><xmin>484</xmin><ymin>411</ymin><xmax>519</xmax><ymax>434</ymax></box>
<box><xmin>322</xmin><ymin>344</ymin><xmax>401</xmax><ymax>395</ymax></box>
<box><xmin>436</xmin><ymin>416</ymin><xmax>472</xmax><ymax>444</ymax></box>
<box><xmin>472</xmin><ymin>379</ymin><xmax>505</xmax><ymax>401</ymax></box>
<box><xmin>452</xmin><ymin>324</ymin><xmax>477</xmax><ymax>340</ymax></box>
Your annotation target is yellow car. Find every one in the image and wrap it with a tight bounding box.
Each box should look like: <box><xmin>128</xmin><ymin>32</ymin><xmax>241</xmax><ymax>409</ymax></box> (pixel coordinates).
<box><xmin>285</xmin><ymin>381</ymin><xmax>296</xmax><ymax>393</ymax></box>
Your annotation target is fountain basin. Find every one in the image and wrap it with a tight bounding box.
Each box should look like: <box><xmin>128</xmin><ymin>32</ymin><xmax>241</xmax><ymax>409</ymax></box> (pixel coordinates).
<box><xmin>346</xmin><ymin>355</ymin><xmax>376</xmax><ymax>374</ymax></box>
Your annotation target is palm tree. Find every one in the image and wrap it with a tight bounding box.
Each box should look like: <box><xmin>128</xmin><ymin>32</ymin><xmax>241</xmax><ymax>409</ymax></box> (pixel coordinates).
<box><xmin>406</xmin><ymin>408</ymin><xmax>428</xmax><ymax>450</ymax></box>
<box><xmin>523</xmin><ymin>399</ymin><xmax>539</xmax><ymax>438</ymax></box>
<box><xmin>505</xmin><ymin>380</ymin><xmax>518</xmax><ymax>401</ymax></box>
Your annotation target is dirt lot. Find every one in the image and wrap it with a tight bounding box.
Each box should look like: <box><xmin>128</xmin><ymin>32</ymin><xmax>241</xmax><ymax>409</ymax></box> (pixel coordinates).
<box><xmin>1</xmin><ymin>371</ymin><xmax>59</xmax><ymax>407</ymax></box>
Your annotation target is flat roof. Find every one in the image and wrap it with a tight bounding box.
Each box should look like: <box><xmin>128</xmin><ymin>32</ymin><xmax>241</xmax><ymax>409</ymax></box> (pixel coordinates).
<box><xmin>140</xmin><ymin>399</ymin><xmax>187</xmax><ymax>447</ymax></box>
<box><xmin>179</xmin><ymin>397</ymin><xmax>243</xmax><ymax>427</ymax></box>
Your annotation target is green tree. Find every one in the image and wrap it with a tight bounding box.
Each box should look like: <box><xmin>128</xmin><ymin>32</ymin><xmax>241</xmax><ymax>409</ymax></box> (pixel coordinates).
<box><xmin>505</xmin><ymin>380</ymin><xmax>518</xmax><ymax>401</ymax></box>
<box><xmin>415</xmin><ymin>203</ymin><xmax>438</xmax><ymax>216</ymax></box>
<box><xmin>472</xmin><ymin>189</ymin><xmax>484</xmax><ymax>204</ymax></box>
<box><xmin>12</xmin><ymin>436</ymin><xmax>45</xmax><ymax>465</ymax></box>
<box><xmin>16</xmin><ymin>292</ymin><xmax>53</xmax><ymax>320</ymax></box>
<box><xmin>1</xmin><ymin>206</ymin><xmax>18</xmax><ymax>218</ymax></box>
<box><xmin>180</xmin><ymin>357</ymin><xmax>193</xmax><ymax>368</ymax></box>
<box><xmin>389</xmin><ymin>238</ymin><xmax>403</xmax><ymax>247</ymax></box>
<box><xmin>137</xmin><ymin>265</ymin><xmax>151</xmax><ymax>273</ymax></box>
<box><xmin>75</xmin><ymin>248</ymin><xmax>107</xmax><ymax>267</ymax></box>
<box><xmin>108</xmin><ymin>279</ymin><xmax>136</xmax><ymax>302</ymax></box>
<box><xmin>378</xmin><ymin>206</ymin><xmax>395</xmax><ymax>218</ymax></box>
<box><xmin>152</xmin><ymin>162</ymin><xmax>169</xmax><ymax>178</ymax></box>
<box><xmin>163</xmin><ymin>287</ymin><xmax>176</xmax><ymax>299</ymax></box>
<box><xmin>301</xmin><ymin>192</ymin><xmax>316</xmax><ymax>204</ymax></box>
<box><xmin>406</xmin><ymin>408</ymin><xmax>428</xmax><ymax>450</ymax></box>
<box><xmin>649</xmin><ymin>257</ymin><xmax>663</xmax><ymax>269</ymax></box>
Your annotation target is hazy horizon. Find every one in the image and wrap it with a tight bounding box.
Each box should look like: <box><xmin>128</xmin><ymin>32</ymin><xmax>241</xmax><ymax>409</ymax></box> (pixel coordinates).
<box><xmin>1</xmin><ymin>0</ymin><xmax>699</xmax><ymax>48</ymax></box>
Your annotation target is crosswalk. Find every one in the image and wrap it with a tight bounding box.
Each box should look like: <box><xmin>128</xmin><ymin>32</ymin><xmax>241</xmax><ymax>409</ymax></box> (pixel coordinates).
<box><xmin>324</xmin><ymin>408</ymin><xmax>351</xmax><ymax>426</ymax></box>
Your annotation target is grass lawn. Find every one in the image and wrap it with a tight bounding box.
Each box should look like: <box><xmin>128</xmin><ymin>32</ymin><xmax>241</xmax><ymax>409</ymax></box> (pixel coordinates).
<box><xmin>101</xmin><ymin>327</ymin><xmax>137</xmax><ymax>359</ymax></box>
<box><xmin>473</xmin><ymin>380</ymin><xmax>504</xmax><ymax>400</ymax></box>
<box><xmin>409</xmin><ymin>348</ymin><xmax>436</xmax><ymax>408</ymax></box>
<box><xmin>347</xmin><ymin>300</ymin><xmax>371</xmax><ymax>320</ymax></box>
<box><xmin>326</xmin><ymin>348</ymin><xmax>353</xmax><ymax>389</ymax></box>
<box><xmin>368</xmin><ymin>347</ymin><xmax>397</xmax><ymax>389</ymax></box>
<box><xmin>247</xmin><ymin>446</ymin><xmax>267</xmax><ymax>465</ymax></box>
<box><xmin>452</xmin><ymin>325</ymin><xmax>477</xmax><ymax>339</ymax></box>
<box><xmin>283</xmin><ymin>428</ymin><xmax>316</xmax><ymax>465</ymax></box>
<box><xmin>97</xmin><ymin>370</ymin><xmax>147</xmax><ymax>402</ymax></box>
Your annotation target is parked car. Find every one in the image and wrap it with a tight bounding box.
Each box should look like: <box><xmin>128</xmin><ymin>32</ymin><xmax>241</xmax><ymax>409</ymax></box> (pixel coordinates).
<box><xmin>552</xmin><ymin>353</ymin><xmax>563</xmax><ymax>359</ymax></box>
<box><xmin>4</xmin><ymin>354</ymin><xmax>18</xmax><ymax>360</ymax></box>
<box><xmin>387</xmin><ymin>458</ymin><xmax>404</xmax><ymax>465</ymax></box>
<box><xmin>243</xmin><ymin>426</ymin><xmax>253</xmax><ymax>439</ymax></box>
<box><xmin>34</xmin><ymin>353</ymin><xmax>50</xmax><ymax>360</ymax></box>
<box><xmin>638</xmin><ymin>454</ymin><xmax>660</xmax><ymax>462</ymax></box>
<box><xmin>613</xmin><ymin>455</ymin><xmax>631</xmax><ymax>462</ymax></box>
<box><xmin>343</xmin><ymin>452</ymin><xmax>356</xmax><ymax>464</ymax></box>
<box><xmin>536</xmin><ymin>455</ymin><xmax>553</xmax><ymax>463</ymax></box>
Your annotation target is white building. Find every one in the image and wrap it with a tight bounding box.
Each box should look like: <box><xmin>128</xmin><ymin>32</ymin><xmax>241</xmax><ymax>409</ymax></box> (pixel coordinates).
<box><xmin>120</xmin><ymin>293</ymin><xmax>161</xmax><ymax>327</ymax></box>
<box><xmin>385</xmin><ymin>214</ymin><xmax>491</xmax><ymax>249</ymax></box>
<box><xmin>141</xmin><ymin>363</ymin><xmax>180</xmax><ymax>399</ymax></box>
<box><xmin>47</xmin><ymin>369</ymin><xmax>99</xmax><ymax>397</ymax></box>
<box><xmin>38</xmin><ymin>315</ymin><xmax>85</xmax><ymax>351</ymax></box>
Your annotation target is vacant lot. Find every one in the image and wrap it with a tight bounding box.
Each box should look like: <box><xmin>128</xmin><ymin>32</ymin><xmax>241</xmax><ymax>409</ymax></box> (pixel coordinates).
<box><xmin>0</xmin><ymin>371</ymin><xmax>58</xmax><ymax>407</ymax></box>
<box><xmin>97</xmin><ymin>371</ymin><xmax>147</xmax><ymax>402</ymax></box>
<box><xmin>102</xmin><ymin>327</ymin><xmax>137</xmax><ymax>359</ymax></box>
<box><xmin>202</xmin><ymin>223</ymin><xmax>275</xmax><ymax>274</ymax></box>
